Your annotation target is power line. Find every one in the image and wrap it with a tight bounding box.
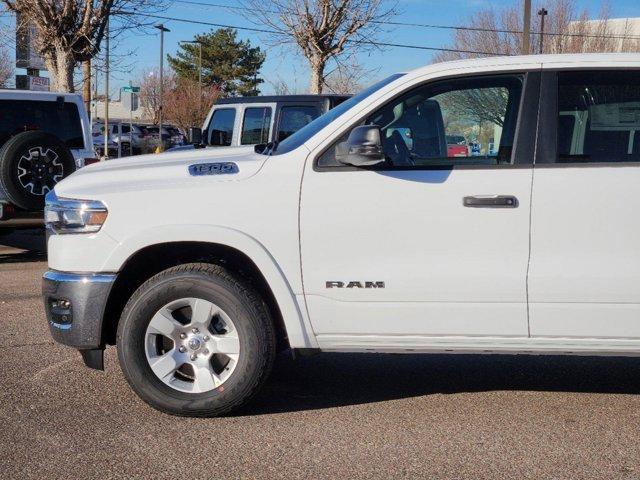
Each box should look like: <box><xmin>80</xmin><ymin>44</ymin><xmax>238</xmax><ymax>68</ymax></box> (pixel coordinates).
<box><xmin>126</xmin><ymin>11</ymin><xmax>504</xmax><ymax>56</ymax></box>
<box><xmin>171</xmin><ymin>0</ymin><xmax>640</xmax><ymax>41</ymax></box>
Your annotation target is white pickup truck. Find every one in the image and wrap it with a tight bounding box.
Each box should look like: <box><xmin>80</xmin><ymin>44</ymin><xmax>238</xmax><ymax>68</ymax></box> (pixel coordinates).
<box><xmin>43</xmin><ymin>53</ymin><xmax>640</xmax><ymax>417</ymax></box>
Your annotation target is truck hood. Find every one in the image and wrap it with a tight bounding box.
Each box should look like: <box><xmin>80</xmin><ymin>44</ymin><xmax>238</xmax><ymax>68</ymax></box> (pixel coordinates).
<box><xmin>54</xmin><ymin>145</ymin><xmax>266</xmax><ymax>199</ymax></box>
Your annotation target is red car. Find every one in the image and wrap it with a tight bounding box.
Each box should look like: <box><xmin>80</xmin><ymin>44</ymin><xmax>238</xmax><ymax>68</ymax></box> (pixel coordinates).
<box><xmin>447</xmin><ymin>144</ymin><xmax>469</xmax><ymax>157</ymax></box>
<box><xmin>446</xmin><ymin>135</ymin><xmax>469</xmax><ymax>157</ymax></box>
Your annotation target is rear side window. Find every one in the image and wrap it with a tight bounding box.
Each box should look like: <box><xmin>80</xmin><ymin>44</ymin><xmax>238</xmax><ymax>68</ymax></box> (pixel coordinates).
<box><xmin>241</xmin><ymin>107</ymin><xmax>272</xmax><ymax>145</ymax></box>
<box><xmin>0</xmin><ymin>100</ymin><xmax>84</xmax><ymax>149</ymax></box>
<box><xmin>277</xmin><ymin>105</ymin><xmax>321</xmax><ymax>141</ymax></box>
<box><xmin>557</xmin><ymin>71</ymin><xmax>640</xmax><ymax>163</ymax></box>
<box><xmin>209</xmin><ymin>108</ymin><xmax>236</xmax><ymax>146</ymax></box>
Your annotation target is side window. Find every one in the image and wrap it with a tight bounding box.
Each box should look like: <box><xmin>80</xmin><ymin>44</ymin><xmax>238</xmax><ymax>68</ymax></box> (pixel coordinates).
<box><xmin>241</xmin><ymin>107</ymin><xmax>272</xmax><ymax>145</ymax></box>
<box><xmin>557</xmin><ymin>70</ymin><xmax>640</xmax><ymax>163</ymax></box>
<box><xmin>208</xmin><ymin>108</ymin><xmax>236</xmax><ymax>146</ymax></box>
<box><xmin>277</xmin><ymin>105</ymin><xmax>321</xmax><ymax>142</ymax></box>
<box><xmin>318</xmin><ymin>75</ymin><xmax>523</xmax><ymax>168</ymax></box>
<box><xmin>0</xmin><ymin>100</ymin><xmax>84</xmax><ymax>149</ymax></box>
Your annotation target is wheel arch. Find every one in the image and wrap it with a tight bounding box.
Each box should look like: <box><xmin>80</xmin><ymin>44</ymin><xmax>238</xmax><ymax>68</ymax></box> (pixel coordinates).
<box><xmin>101</xmin><ymin>227</ymin><xmax>317</xmax><ymax>350</ymax></box>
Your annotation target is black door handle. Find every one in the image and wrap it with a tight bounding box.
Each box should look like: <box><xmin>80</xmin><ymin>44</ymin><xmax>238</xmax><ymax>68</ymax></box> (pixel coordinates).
<box><xmin>463</xmin><ymin>195</ymin><xmax>518</xmax><ymax>208</ymax></box>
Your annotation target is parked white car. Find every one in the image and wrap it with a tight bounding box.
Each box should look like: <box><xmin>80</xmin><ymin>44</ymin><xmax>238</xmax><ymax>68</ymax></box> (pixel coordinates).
<box><xmin>0</xmin><ymin>90</ymin><xmax>95</xmax><ymax>218</ymax></box>
<box><xmin>43</xmin><ymin>53</ymin><xmax>640</xmax><ymax>417</ymax></box>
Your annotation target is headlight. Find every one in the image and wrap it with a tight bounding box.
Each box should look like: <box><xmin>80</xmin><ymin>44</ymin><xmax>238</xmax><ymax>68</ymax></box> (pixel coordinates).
<box><xmin>44</xmin><ymin>190</ymin><xmax>108</xmax><ymax>234</ymax></box>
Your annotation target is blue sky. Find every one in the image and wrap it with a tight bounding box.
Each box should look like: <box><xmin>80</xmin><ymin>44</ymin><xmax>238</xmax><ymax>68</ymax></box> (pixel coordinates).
<box><xmin>3</xmin><ymin>0</ymin><xmax>640</xmax><ymax>94</ymax></box>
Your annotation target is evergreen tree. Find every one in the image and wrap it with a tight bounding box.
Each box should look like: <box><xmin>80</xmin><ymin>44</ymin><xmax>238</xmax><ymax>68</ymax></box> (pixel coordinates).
<box><xmin>168</xmin><ymin>28</ymin><xmax>265</xmax><ymax>97</ymax></box>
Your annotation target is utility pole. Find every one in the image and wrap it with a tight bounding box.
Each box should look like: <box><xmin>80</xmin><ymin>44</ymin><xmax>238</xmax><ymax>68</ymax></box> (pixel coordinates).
<box><xmin>197</xmin><ymin>41</ymin><xmax>202</xmax><ymax>122</ymax></box>
<box><xmin>538</xmin><ymin>8</ymin><xmax>548</xmax><ymax>54</ymax></box>
<box><xmin>104</xmin><ymin>18</ymin><xmax>110</xmax><ymax>159</ymax></box>
<box><xmin>154</xmin><ymin>24</ymin><xmax>170</xmax><ymax>153</ymax></box>
<box><xmin>83</xmin><ymin>60</ymin><xmax>91</xmax><ymax>118</ymax></box>
<box><xmin>129</xmin><ymin>80</ymin><xmax>133</xmax><ymax>156</ymax></box>
<box><xmin>522</xmin><ymin>0</ymin><xmax>532</xmax><ymax>55</ymax></box>
<box><xmin>93</xmin><ymin>65</ymin><xmax>98</xmax><ymax>120</ymax></box>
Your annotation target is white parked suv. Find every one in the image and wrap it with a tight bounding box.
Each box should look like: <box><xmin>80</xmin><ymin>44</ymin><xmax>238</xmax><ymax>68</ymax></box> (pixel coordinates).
<box><xmin>43</xmin><ymin>53</ymin><xmax>640</xmax><ymax>417</ymax></box>
<box><xmin>0</xmin><ymin>90</ymin><xmax>95</xmax><ymax>219</ymax></box>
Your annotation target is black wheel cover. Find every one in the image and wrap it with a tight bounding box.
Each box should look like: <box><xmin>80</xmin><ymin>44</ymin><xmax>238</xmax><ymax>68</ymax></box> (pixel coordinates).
<box><xmin>0</xmin><ymin>131</ymin><xmax>76</xmax><ymax>211</ymax></box>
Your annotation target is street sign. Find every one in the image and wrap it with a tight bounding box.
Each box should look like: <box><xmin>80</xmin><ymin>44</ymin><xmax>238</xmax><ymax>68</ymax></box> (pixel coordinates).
<box><xmin>122</xmin><ymin>92</ymin><xmax>139</xmax><ymax>112</ymax></box>
<box><xmin>122</xmin><ymin>86</ymin><xmax>140</xmax><ymax>93</ymax></box>
<box><xmin>15</xmin><ymin>75</ymin><xmax>50</xmax><ymax>91</ymax></box>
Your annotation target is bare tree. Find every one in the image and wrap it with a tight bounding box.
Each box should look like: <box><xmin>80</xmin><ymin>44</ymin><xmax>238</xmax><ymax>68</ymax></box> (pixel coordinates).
<box><xmin>240</xmin><ymin>0</ymin><xmax>396</xmax><ymax>94</ymax></box>
<box><xmin>269</xmin><ymin>77</ymin><xmax>295</xmax><ymax>95</ymax></box>
<box><xmin>434</xmin><ymin>0</ymin><xmax>639</xmax><ymax>130</ymax></box>
<box><xmin>164</xmin><ymin>77</ymin><xmax>221</xmax><ymax>131</ymax></box>
<box><xmin>435</xmin><ymin>0</ymin><xmax>634</xmax><ymax>61</ymax></box>
<box><xmin>2</xmin><ymin>1</ymin><xmax>165</xmax><ymax>92</ymax></box>
<box><xmin>323</xmin><ymin>59</ymin><xmax>375</xmax><ymax>94</ymax></box>
<box><xmin>0</xmin><ymin>47</ymin><xmax>11</xmax><ymax>87</ymax></box>
<box><xmin>139</xmin><ymin>69</ymin><xmax>175</xmax><ymax>125</ymax></box>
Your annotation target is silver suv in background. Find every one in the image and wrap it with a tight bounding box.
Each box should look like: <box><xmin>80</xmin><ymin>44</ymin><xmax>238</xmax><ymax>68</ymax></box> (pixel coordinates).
<box><xmin>145</xmin><ymin>125</ymin><xmax>186</xmax><ymax>152</ymax></box>
<box><xmin>92</xmin><ymin>122</ymin><xmax>151</xmax><ymax>157</ymax></box>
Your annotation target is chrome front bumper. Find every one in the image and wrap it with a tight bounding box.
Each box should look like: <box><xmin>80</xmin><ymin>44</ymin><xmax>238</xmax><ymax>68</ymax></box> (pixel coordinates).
<box><xmin>42</xmin><ymin>271</ymin><xmax>117</xmax><ymax>368</ymax></box>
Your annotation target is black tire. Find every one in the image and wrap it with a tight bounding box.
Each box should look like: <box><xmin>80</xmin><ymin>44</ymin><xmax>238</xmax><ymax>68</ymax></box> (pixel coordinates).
<box><xmin>121</xmin><ymin>142</ymin><xmax>131</xmax><ymax>157</ymax></box>
<box><xmin>0</xmin><ymin>131</ymin><xmax>76</xmax><ymax>211</ymax></box>
<box><xmin>117</xmin><ymin>263</ymin><xmax>276</xmax><ymax>417</ymax></box>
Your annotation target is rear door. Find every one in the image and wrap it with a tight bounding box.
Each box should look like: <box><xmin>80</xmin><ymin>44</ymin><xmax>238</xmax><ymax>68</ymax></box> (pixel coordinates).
<box><xmin>238</xmin><ymin>104</ymin><xmax>275</xmax><ymax>146</ymax></box>
<box><xmin>275</xmin><ymin>103</ymin><xmax>323</xmax><ymax>142</ymax></box>
<box><xmin>529</xmin><ymin>68</ymin><xmax>640</xmax><ymax>338</ymax></box>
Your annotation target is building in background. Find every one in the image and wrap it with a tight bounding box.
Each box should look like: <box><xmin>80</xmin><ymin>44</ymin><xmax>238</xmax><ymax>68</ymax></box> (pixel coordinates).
<box><xmin>92</xmin><ymin>99</ymin><xmax>153</xmax><ymax>123</ymax></box>
<box><xmin>578</xmin><ymin>17</ymin><xmax>640</xmax><ymax>51</ymax></box>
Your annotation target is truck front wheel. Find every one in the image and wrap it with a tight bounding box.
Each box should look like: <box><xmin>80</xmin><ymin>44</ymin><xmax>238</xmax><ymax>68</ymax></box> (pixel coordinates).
<box><xmin>117</xmin><ymin>263</ymin><xmax>276</xmax><ymax>417</ymax></box>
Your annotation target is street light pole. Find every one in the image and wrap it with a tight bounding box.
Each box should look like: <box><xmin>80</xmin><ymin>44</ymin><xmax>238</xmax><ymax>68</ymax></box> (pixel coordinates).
<box><xmin>155</xmin><ymin>24</ymin><xmax>170</xmax><ymax>152</ymax></box>
<box><xmin>538</xmin><ymin>8</ymin><xmax>549</xmax><ymax>54</ymax></box>
<box><xmin>104</xmin><ymin>17</ymin><xmax>110</xmax><ymax>159</ymax></box>
<box><xmin>522</xmin><ymin>0</ymin><xmax>532</xmax><ymax>55</ymax></box>
<box><xmin>198</xmin><ymin>41</ymin><xmax>202</xmax><ymax>121</ymax></box>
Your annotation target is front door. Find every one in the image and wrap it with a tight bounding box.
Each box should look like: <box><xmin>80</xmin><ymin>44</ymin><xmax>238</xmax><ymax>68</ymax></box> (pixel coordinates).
<box><xmin>529</xmin><ymin>69</ymin><xmax>640</xmax><ymax>339</ymax></box>
<box><xmin>300</xmin><ymin>72</ymin><xmax>539</xmax><ymax>342</ymax></box>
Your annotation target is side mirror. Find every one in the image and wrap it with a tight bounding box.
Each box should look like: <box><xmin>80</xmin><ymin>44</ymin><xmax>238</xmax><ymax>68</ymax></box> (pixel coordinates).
<box><xmin>189</xmin><ymin>127</ymin><xmax>203</xmax><ymax>145</ymax></box>
<box><xmin>335</xmin><ymin>125</ymin><xmax>385</xmax><ymax>167</ymax></box>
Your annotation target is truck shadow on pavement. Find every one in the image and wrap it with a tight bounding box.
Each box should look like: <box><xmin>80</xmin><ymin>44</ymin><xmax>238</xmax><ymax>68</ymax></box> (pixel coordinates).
<box><xmin>244</xmin><ymin>352</ymin><xmax>640</xmax><ymax>415</ymax></box>
<box><xmin>0</xmin><ymin>228</ymin><xmax>46</xmax><ymax>264</ymax></box>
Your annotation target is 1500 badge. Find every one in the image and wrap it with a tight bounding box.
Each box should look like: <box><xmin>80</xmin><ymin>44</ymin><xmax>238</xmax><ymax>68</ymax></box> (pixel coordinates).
<box><xmin>188</xmin><ymin>162</ymin><xmax>239</xmax><ymax>176</ymax></box>
<box><xmin>326</xmin><ymin>281</ymin><xmax>385</xmax><ymax>289</ymax></box>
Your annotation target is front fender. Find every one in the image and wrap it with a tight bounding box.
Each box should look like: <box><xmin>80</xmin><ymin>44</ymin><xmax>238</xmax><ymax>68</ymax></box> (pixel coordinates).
<box><xmin>107</xmin><ymin>225</ymin><xmax>317</xmax><ymax>349</ymax></box>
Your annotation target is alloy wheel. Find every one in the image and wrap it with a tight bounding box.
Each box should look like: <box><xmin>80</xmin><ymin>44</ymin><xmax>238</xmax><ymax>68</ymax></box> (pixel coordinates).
<box><xmin>144</xmin><ymin>297</ymin><xmax>240</xmax><ymax>393</ymax></box>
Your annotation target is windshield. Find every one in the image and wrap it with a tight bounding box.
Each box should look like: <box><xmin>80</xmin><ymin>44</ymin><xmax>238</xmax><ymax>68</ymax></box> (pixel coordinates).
<box><xmin>272</xmin><ymin>73</ymin><xmax>405</xmax><ymax>155</ymax></box>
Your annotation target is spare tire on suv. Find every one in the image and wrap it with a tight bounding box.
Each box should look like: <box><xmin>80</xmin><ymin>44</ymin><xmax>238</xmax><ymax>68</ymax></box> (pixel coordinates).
<box><xmin>0</xmin><ymin>131</ymin><xmax>76</xmax><ymax>211</ymax></box>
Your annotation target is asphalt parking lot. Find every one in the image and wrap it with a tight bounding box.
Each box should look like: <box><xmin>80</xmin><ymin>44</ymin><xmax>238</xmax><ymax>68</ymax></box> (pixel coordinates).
<box><xmin>2</xmin><ymin>229</ymin><xmax>640</xmax><ymax>479</ymax></box>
